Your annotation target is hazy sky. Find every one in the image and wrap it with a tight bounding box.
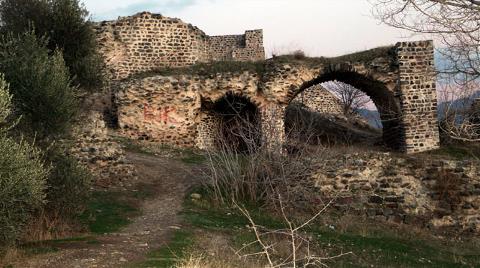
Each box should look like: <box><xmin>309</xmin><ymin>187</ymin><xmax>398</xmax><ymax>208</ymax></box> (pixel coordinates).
<box><xmin>82</xmin><ymin>0</ymin><xmax>422</xmax><ymax>57</ymax></box>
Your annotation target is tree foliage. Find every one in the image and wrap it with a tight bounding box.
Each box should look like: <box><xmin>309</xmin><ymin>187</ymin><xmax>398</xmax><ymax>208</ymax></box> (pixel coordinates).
<box><xmin>0</xmin><ymin>31</ymin><xmax>77</xmax><ymax>139</ymax></box>
<box><xmin>0</xmin><ymin>75</ymin><xmax>49</xmax><ymax>248</ymax></box>
<box><xmin>45</xmin><ymin>146</ymin><xmax>91</xmax><ymax>218</ymax></box>
<box><xmin>0</xmin><ymin>0</ymin><xmax>104</xmax><ymax>90</ymax></box>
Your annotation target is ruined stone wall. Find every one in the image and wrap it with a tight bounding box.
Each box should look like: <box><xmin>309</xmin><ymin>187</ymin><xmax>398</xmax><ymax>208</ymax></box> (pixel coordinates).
<box><xmin>114</xmin><ymin>72</ymin><xmax>262</xmax><ymax>147</ymax></box>
<box><xmin>396</xmin><ymin>41</ymin><xmax>440</xmax><ymax>153</ymax></box>
<box><xmin>291</xmin><ymin>84</ymin><xmax>344</xmax><ymax>115</ymax></box>
<box><xmin>109</xmin><ymin>39</ymin><xmax>440</xmax><ymax>154</ymax></box>
<box><xmin>69</xmin><ymin>111</ymin><xmax>137</xmax><ymax>189</ymax></box>
<box><xmin>208</xmin><ymin>34</ymin><xmax>244</xmax><ymax>61</ymax></box>
<box><xmin>230</xmin><ymin>30</ymin><xmax>265</xmax><ymax>62</ymax></box>
<box><xmin>96</xmin><ymin>12</ymin><xmax>209</xmax><ymax>80</ymax></box>
<box><xmin>96</xmin><ymin>12</ymin><xmax>265</xmax><ymax>80</ymax></box>
<box><xmin>314</xmin><ymin>152</ymin><xmax>480</xmax><ymax>233</ymax></box>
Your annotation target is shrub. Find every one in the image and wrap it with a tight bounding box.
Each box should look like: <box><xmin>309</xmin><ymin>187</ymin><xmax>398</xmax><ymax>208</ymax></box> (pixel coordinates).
<box><xmin>204</xmin><ymin>108</ymin><xmax>322</xmax><ymax>211</ymax></box>
<box><xmin>0</xmin><ymin>75</ymin><xmax>49</xmax><ymax>248</ymax></box>
<box><xmin>0</xmin><ymin>31</ymin><xmax>78</xmax><ymax>139</ymax></box>
<box><xmin>292</xmin><ymin>49</ymin><xmax>306</xmax><ymax>60</ymax></box>
<box><xmin>0</xmin><ymin>0</ymin><xmax>104</xmax><ymax>90</ymax></box>
<box><xmin>45</xmin><ymin>147</ymin><xmax>91</xmax><ymax>218</ymax></box>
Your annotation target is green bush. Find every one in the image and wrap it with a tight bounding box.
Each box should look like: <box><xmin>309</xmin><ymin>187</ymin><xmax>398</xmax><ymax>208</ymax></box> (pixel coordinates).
<box><xmin>0</xmin><ymin>75</ymin><xmax>49</xmax><ymax>247</ymax></box>
<box><xmin>0</xmin><ymin>0</ymin><xmax>104</xmax><ymax>90</ymax></box>
<box><xmin>45</xmin><ymin>147</ymin><xmax>91</xmax><ymax>218</ymax></box>
<box><xmin>0</xmin><ymin>31</ymin><xmax>78</xmax><ymax>139</ymax></box>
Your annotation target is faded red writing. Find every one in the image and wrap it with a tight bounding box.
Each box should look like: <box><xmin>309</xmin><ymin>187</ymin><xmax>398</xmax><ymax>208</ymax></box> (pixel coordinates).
<box><xmin>143</xmin><ymin>104</ymin><xmax>178</xmax><ymax>125</ymax></box>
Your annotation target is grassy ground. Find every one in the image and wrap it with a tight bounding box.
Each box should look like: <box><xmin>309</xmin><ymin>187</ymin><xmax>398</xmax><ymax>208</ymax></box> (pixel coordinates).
<box><xmin>113</xmin><ymin>137</ymin><xmax>207</xmax><ymax>165</ymax></box>
<box><xmin>424</xmin><ymin>142</ymin><xmax>480</xmax><ymax>161</ymax></box>
<box><xmin>132</xmin><ymin>230</ymin><xmax>195</xmax><ymax>268</ymax></box>
<box><xmin>11</xmin><ymin>140</ymin><xmax>480</xmax><ymax>268</ymax></box>
<box><xmin>8</xmin><ymin>179</ymin><xmax>153</xmax><ymax>264</ymax></box>
<box><xmin>79</xmin><ymin>191</ymin><xmax>141</xmax><ymax>234</ymax></box>
<box><xmin>142</xmin><ymin>189</ymin><xmax>480</xmax><ymax>268</ymax></box>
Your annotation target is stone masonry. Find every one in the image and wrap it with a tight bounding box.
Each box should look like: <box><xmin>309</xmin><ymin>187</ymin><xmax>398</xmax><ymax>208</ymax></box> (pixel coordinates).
<box><xmin>98</xmin><ymin>13</ymin><xmax>440</xmax><ymax>154</ymax></box>
<box><xmin>396</xmin><ymin>41</ymin><xmax>439</xmax><ymax>153</ymax></box>
<box><xmin>313</xmin><ymin>151</ymin><xmax>480</xmax><ymax>233</ymax></box>
<box><xmin>209</xmin><ymin>30</ymin><xmax>265</xmax><ymax>62</ymax></box>
<box><xmin>292</xmin><ymin>84</ymin><xmax>344</xmax><ymax>115</ymax></box>
<box><xmin>95</xmin><ymin>12</ymin><xmax>265</xmax><ymax>80</ymax></box>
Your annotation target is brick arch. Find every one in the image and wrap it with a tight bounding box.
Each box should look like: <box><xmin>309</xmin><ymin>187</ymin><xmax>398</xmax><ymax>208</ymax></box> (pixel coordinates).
<box><xmin>291</xmin><ymin>70</ymin><xmax>404</xmax><ymax>150</ymax></box>
<box><xmin>259</xmin><ymin>41</ymin><xmax>441</xmax><ymax>153</ymax></box>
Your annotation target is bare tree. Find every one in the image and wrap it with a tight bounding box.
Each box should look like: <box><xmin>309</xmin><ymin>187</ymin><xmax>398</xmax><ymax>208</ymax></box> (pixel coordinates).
<box><xmin>371</xmin><ymin>0</ymin><xmax>480</xmax><ymax>140</ymax></box>
<box><xmin>324</xmin><ymin>81</ymin><xmax>370</xmax><ymax>117</ymax></box>
<box><xmin>438</xmin><ymin>78</ymin><xmax>480</xmax><ymax>142</ymax></box>
<box><xmin>234</xmin><ymin>195</ymin><xmax>352</xmax><ymax>268</ymax></box>
<box><xmin>371</xmin><ymin>0</ymin><xmax>480</xmax><ymax>82</ymax></box>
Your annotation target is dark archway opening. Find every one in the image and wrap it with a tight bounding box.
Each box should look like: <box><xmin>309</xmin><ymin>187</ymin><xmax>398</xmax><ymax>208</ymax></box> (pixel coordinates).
<box><xmin>208</xmin><ymin>93</ymin><xmax>261</xmax><ymax>153</ymax></box>
<box><xmin>288</xmin><ymin>71</ymin><xmax>403</xmax><ymax>150</ymax></box>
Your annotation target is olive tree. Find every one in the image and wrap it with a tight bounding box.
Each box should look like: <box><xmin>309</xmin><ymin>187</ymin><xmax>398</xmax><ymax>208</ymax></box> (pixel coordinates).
<box><xmin>0</xmin><ymin>75</ymin><xmax>49</xmax><ymax>248</ymax></box>
<box><xmin>0</xmin><ymin>31</ymin><xmax>77</xmax><ymax>139</ymax></box>
<box><xmin>0</xmin><ymin>0</ymin><xmax>104</xmax><ymax>90</ymax></box>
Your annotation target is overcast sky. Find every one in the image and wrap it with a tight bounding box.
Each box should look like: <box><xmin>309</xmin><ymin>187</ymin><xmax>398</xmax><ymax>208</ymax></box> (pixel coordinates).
<box><xmin>83</xmin><ymin>0</ymin><xmax>424</xmax><ymax>57</ymax></box>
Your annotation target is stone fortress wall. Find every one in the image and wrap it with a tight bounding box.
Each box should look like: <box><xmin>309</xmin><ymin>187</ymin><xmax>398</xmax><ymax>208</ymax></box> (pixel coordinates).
<box><xmin>209</xmin><ymin>30</ymin><xmax>265</xmax><ymax>62</ymax></box>
<box><xmin>95</xmin><ymin>12</ymin><xmax>265</xmax><ymax>80</ymax></box>
<box><xmin>97</xmin><ymin>13</ymin><xmax>440</xmax><ymax>154</ymax></box>
<box><xmin>88</xmin><ymin>12</ymin><xmax>480</xmax><ymax>234</ymax></box>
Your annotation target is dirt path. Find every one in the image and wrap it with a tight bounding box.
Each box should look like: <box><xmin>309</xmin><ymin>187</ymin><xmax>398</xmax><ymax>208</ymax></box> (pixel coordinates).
<box><xmin>14</xmin><ymin>152</ymin><xmax>199</xmax><ymax>268</ymax></box>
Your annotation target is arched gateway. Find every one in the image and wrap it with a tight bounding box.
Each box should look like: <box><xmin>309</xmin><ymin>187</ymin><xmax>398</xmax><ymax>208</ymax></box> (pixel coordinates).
<box><xmin>102</xmin><ymin>13</ymin><xmax>440</xmax><ymax>154</ymax></box>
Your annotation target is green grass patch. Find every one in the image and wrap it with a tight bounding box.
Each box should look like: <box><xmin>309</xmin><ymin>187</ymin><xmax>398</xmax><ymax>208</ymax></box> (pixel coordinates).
<box><xmin>272</xmin><ymin>45</ymin><xmax>396</xmax><ymax>68</ymax></box>
<box><xmin>112</xmin><ymin>136</ymin><xmax>157</xmax><ymax>156</ymax></box>
<box><xmin>79</xmin><ymin>191</ymin><xmax>140</xmax><ymax>234</ymax></box>
<box><xmin>183</xmin><ymin>189</ymin><xmax>480</xmax><ymax>268</ymax></box>
<box><xmin>179</xmin><ymin>149</ymin><xmax>206</xmax><ymax>165</ymax></box>
<box><xmin>310</xmin><ymin>227</ymin><xmax>480</xmax><ymax>267</ymax></box>
<box><xmin>128</xmin><ymin>61</ymin><xmax>266</xmax><ymax>80</ymax></box>
<box><xmin>132</xmin><ymin>230</ymin><xmax>194</xmax><ymax>268</ymax></box>
<box><xmin>427</xmin><ymin>143</ymin><xmax>480</xmax><ymax>160</ymax></box>
<box><xmin>21</xmin><ymin>245</ymin><xmax>59</xmax><ymax>256</ymax></box>
<box><xmin>114</xmin><ymin>137</ymin><xmax>207</xmax><ymax>165</ymax></box>
<box><xmin>125</xmin><ymin>45</ymin><xmax>395</xmax><ymax>80</ymax></box>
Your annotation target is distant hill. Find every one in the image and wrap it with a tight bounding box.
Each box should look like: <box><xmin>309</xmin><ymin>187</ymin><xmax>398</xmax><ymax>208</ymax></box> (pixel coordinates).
<box><xmin>355</xmin><ymin>90</ymin><xmax>479</xmax><ymax>130</ymax></box>
<box><xmin>356</xmin><ymin>108</ymin><xmax>382</xmax><ymax>129</ymax></box>
<box><xmin>438</xmin><ymin>91</ymin><xmax>480</xmax><ymax>119</ymax></box>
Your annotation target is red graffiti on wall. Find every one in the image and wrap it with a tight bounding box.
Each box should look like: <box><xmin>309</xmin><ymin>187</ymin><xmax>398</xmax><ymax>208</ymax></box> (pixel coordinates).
<box><xmin>143</xmin><ymin>103</ymin><xmax>155</xmax><ymax>122</ymax></box>
<box><xmin>143</xmin><ymin>103</ymin><xmax>178</xmax><ymax>125</ymax></box>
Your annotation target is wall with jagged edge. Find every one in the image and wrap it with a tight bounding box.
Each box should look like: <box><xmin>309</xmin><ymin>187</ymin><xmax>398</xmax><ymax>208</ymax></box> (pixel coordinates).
<box><xmin>95</xmin><ymin>12</ymin><xmax>265</xmax><ymax>80</ymax></box>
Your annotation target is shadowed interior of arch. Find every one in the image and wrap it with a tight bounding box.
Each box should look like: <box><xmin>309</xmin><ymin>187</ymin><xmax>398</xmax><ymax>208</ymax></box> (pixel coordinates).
<box><xmin>202</xmin><ymin>92</ymin><xmax>261</xmax><ymax>153</ymax></box>
<box><xmin>290</xmin><ymin>71</ymin><xmax>404</xmax><ymax>150</ymax></box>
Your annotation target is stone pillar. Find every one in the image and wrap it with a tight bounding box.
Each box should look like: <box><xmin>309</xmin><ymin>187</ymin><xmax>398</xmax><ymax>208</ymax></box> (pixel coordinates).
<box><xmin>196</xmin><ymin>111</ymin><xmax>220</xmax><ymax>151</ymax></box>
<box><xmin>260</xmin><ymin>103</ymin><xmax>285</xmax><ymax>152</ymax></box>
<box><xmin>396</xmin><ymin>41</ymin><xmax>440</xmax><ymax>153</ymax></box>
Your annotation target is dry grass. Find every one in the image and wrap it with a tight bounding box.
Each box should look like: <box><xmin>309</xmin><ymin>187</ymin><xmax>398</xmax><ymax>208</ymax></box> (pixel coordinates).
<box><xmin>175</xmin><ymin>255</ymin><xmax>244</xmax><ymax>268</ymax></box>
<box><xmin>22</xmin><ymin>211</ymin><xmax>81</xmax><ymax>242</ymax></box>
<box><xmin>0</xmin><ymin>247</ymin><xmax>22</xmax><ymax>266</ymax></box>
